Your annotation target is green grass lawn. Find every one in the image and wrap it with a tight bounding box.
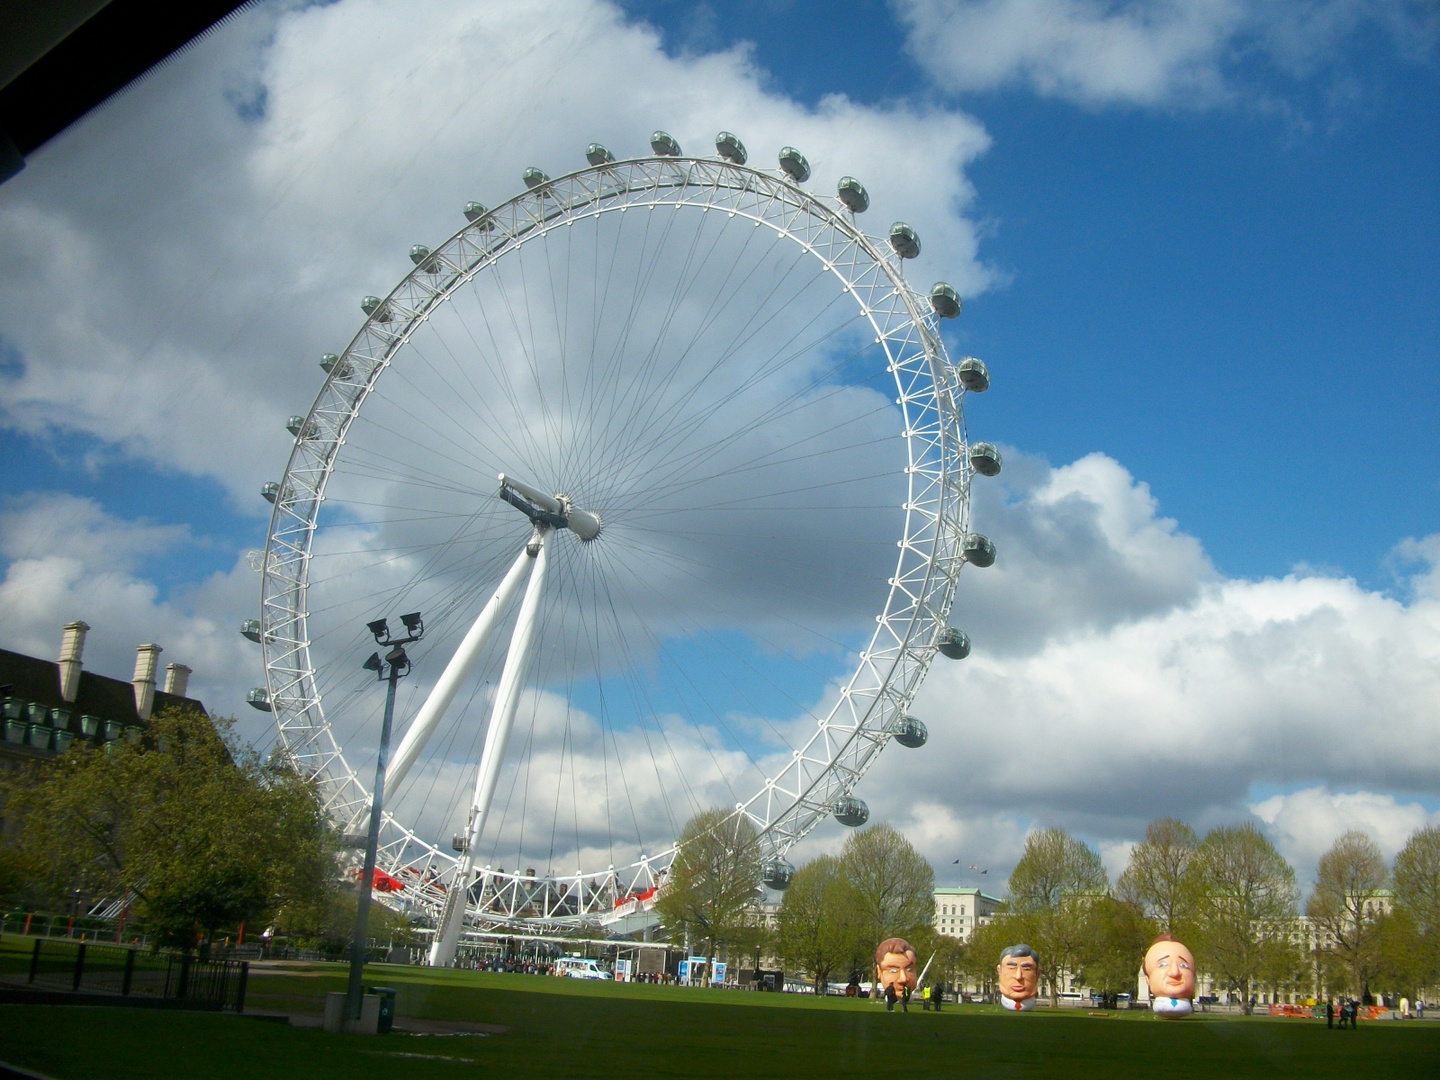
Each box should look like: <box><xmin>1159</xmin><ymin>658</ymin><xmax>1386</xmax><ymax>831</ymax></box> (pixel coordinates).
<box><xmin>3</xmin><ymin>958</ymin><xmax>1437</xmax><ymax>1079</ymax></box>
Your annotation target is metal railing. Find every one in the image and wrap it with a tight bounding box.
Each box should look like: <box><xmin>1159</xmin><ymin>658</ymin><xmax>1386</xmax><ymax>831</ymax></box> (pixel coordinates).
<box><xmin>6</xmin><ymin>938</ymin><xmax>248</xmax><ymax>1012</ymax></box>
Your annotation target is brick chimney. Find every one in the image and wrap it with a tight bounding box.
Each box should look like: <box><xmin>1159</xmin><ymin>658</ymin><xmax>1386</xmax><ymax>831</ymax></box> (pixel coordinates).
<box><xmin>132</xmin><ymin>643</ymin><xmax>162</xmax><ymax>721</ymax></box>
<box><xmin>57</xmin><ymin>620</ymin><xmax>89</xmax><ymax>703</ymax></box>
<box><xmin>163</xmin><ymin>663</ymin><xmax>192</xmax><ymax>699</ymax></box>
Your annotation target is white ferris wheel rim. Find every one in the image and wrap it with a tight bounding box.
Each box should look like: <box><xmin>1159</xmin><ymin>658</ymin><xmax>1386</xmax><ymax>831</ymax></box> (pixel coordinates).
<box><xmin>257</xmin><ymin>145</ymin><xmax>977</xmax><ymax>932</ymax></box>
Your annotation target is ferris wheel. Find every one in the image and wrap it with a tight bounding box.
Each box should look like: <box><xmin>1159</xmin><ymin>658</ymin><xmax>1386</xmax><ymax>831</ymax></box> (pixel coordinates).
<box><xmin>248</xmin><ymin>130</ymin><xmax>999</xmax><ymax>956</ymax></box>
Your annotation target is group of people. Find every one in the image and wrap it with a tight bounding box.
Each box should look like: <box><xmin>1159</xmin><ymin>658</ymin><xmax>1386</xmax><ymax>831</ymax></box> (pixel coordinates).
<box><xmin>1326</xmin><ymin>999</ymin><xmax>1364</xmax><ymax>1028</ymax></box>
<box><xmin>873</xmin><ymin>932</ymin><xmax>1199</xmax><ymax>1018</ymax></box>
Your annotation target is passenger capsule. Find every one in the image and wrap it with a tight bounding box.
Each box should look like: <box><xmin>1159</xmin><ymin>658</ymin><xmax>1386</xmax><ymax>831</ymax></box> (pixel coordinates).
<box><xmin>586</xmin><ymin>143</ymin><xmax>615</xmax><ymax>166</ymax></box>
<box><xmin>834</xmin><ymin>795</ymin><xmax>870</xmax><ymax>828</ymax></box>
<box><xmin>261</xmin><ymin>481</ymin><xmax>280</xmax><ymax>504</ymax></box>
<box><xmin>240</xmin><ymin>619</ymin><xmax>263</xmax><ymax>643</ymax></box>
<box><xmin>956</xmin><ymin>356</ymin><xmax>990</xmax><ymax>393</ymax></box>
<box><xmin>893</xmin><ymin>715</ymin><xmax>928</xmax><ymax>749</ymax></box>
<box><xmin>463</xmin><ymin>201</ymin><xmax>492</xmax><ymax>226</ymax></box>
<box><xmin>409</xmin><ymin>245</ymin><xmax>440</xmax><ymax>273</ymax></box>
<box><xmin>715</xmin><ymin>131</ymin><xmax>746</xmax><ymax>164</ymax></box>
<box><xmin>762</xmin><ymin>857</ymin><xmax>796</xmax><ymax>890</ymax></box>
<box><xmin>937</xmin><ymin>627</ymin><xmax>971</xmax><ymax>660</ymax></box>
<box><xmin>246</xmin><ymin>688</ymin><xmax>272</xmax><ymax>712</ymax></box>
<box><xmin>319</xmin><ymin>353</ymin><xmax>340</xmax><ymax>373</ymax></box>
<box><xmin>360</xmin><ymin>296</ymin><xmax>391</xmax><ymax>322</ymax></box>
<box><xmin>930</xmin><ymin>282</ymin><xmax>961</xmax><ymax>319</ymax></box>
<box><xmin>889</xmin><ymin>222</ymin><xmax>920</xmax><ymax>260</ymax></box>
<box><xmin>286</xmin><ymin>415</ymin><xmax>310</xmax><ymax>438</ymax></box>
<box><xmin>969</xmin><ymin>442</ymin><xmax>1002</xmax><ymax>477</ymax></box>
<box><xmin>650</xmin><ymin>131</ymin><xmax>681</xmax><ymax>156</ymax></box>
<box><xmin>523</xmin><ymin>167</ymin><xmax>550</xmax><ymax>189</ymax></box>
<box><xmin>837</xmin><ymin>176</ymin><xmax>869</xmax><ymax>212</ymax></box>
<box><xmin>778</xmin><ymin>146</ymin><xmax>810</xmax><ymax>183</ymax></box>
<box><xmin>963</xmin><ymin>533</ymin><xmax>996</xmax><ymax>568</ymax></box>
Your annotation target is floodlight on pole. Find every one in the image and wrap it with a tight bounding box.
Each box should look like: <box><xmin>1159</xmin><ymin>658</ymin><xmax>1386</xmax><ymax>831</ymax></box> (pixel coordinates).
<box><xmin>345</xmin><ymin>612</ymin><xmax>423</xmax><ymax>1030</ymax></box>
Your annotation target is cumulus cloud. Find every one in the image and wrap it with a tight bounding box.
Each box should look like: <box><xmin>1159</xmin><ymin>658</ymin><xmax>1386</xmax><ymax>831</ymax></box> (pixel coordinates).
<box><xmin>849</xmin><ymin>458</ymin><xmax>1440</xmax><ymax>888</ymax></box>
<box><xmin>1252</xmin><ymin>786</ymin><xmax>1440</xmax><ymax>888</ymax></box>
<box><xmin>0</xmin><ymin>0</ymin><xmax>993</xmax><ymax>512</ymax></box>
<box><xmin>894</xmin><ymin>0</ymin><xmax>1439</xmax><ymax>108</ymax></box>
<box><xmin>0</xmin><ymin>495</ymin><xmax>262</xmax><ymax>730</ymax></box>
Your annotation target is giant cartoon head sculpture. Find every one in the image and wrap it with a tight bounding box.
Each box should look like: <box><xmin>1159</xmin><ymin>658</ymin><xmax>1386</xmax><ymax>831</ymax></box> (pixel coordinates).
<box><xmin>875</xmin><ymin>937</ymin><xmax>918</xmax><ymax>996</ymax></box>
<box><xmin>996</xmin><ymin>943</ymin><xmax>1040</xmax><ymax>1011</ymax></box>
<box><xmin>1144</xmin><ymin>934</ymin><xmax>1195</xmax><ymax>1017</ymax></box>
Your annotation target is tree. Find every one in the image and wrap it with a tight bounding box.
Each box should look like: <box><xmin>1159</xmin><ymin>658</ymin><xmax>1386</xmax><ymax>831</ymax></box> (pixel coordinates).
<box><xmin>959</xmin><ymin>911</ymin><xmax>1015</xmax><ymax>1000</ymax></box>
<box><xmin>1077</xmin><ymin>896</ymin><xmax>1156</xmax><ymax>1006</ymax></box>
<box><xmin>1391</xmin><ymin>823</ymin><xmax>1440</xmax><ymax>996</ymax></box>
<box><xmin>654</xmin><ymin>807</ymin><xmax>761</xmax><ymax>967</ymax></box>
<box><xmin>4</xmin><ymin>707</ymin><xmax>335</xmax><ymax>950</ymax></box>
<box><xmin>776</xmin><ymin>854</ymin><xmax>865</xmax><ymax>993</ymax></box>
<box><xmin>1008</xmin><ymin>827</ymin><xmax>1108</xmax><ymax>1004</ymax></box>
<box><xmin>1192</xmin><ymin>822</ymin><xmax>1297</xmax><ymax>1014</ymax></box>
<box><xmin>1116</xmin><ymin>818</ymin><xmax>1200</xmax><ymax>936</ymax></box>
<box><xmin>1306</xmin><ymin>830</ymin><xmax>1388</xmax><ymax>1000</ymax></box>
<box><xmin>838</xmin><ymin>823</ymin><xmax>934</xmax><ymax>994</ymax></box>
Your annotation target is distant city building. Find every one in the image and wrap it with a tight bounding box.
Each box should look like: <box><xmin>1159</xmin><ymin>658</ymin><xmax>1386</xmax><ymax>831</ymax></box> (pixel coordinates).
<box><xmin>933</xmin><ymin>886</ymin><xmax>1003</xmax><ymax>941</ymax></box>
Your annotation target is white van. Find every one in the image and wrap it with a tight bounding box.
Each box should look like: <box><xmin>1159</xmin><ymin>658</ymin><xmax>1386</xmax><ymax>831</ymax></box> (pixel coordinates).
<box><xmin>556</xmin><ymin>956</ymin><xmax>612</xmax><ymax>980</ymax></box>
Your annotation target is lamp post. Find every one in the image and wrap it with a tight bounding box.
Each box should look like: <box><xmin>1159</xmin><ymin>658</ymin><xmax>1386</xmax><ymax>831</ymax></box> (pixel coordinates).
<box><xmin>345</xmin><ymin>612</ymin><xmax>423</xmax><ymax>1027</ymax></box>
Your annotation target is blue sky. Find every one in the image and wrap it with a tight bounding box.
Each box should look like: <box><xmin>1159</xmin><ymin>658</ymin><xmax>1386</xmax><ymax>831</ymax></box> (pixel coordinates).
<box><xmin>0</xmin><ymin>0</ymin><xmax>1436</xmax><ymax>890</ymax></box>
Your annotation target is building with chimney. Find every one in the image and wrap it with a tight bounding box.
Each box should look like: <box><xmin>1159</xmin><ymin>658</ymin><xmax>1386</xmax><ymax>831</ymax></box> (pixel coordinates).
<box><xmin>0</xmin><ymin>621</ymin><xmax>207</xmax><ymax>769</ymax></box>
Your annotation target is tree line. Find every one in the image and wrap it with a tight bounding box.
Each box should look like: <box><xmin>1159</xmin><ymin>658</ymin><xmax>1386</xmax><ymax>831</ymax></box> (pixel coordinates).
<box><xmin>659</xmin><ymin>809</ymin><xmax>1440</xmax><ymax>1010</ymax></box>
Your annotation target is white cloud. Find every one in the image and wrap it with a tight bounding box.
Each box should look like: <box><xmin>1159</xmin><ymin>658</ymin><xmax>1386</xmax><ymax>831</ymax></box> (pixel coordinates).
<box><xmin>848</xmin><ymin>456</ymin><xmax>1440</xmax><ymax>887</ymax></box>
<box><xmin>1252</xmin><ymin>786</ymin><xmax>1440</xmax><ymax>888</ymax></box>
<box><xmin>894</xmin><ymin>0</ymin><xmax>1438</xmax><ymax>108</ymax></box>
<box><xmin>0</xmin><ymin>0</ymin><xmax>994</xmax><ymax>512</ymax></box>
<box><xmin>0</xmin><ymin>495</ymin><xmax>263</xmax><ymax>729</ymax></box>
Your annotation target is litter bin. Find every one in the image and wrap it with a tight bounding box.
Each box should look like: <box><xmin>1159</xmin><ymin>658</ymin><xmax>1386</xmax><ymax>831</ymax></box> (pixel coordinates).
<box><xmin>368</xmin><ymin>987</ymin><xmax>397</xmax><ymax>1034</ymax></box>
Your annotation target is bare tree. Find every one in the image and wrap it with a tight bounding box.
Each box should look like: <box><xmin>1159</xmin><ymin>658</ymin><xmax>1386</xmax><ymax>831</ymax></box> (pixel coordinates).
<box><xmin>1117</xmin><ymin>817</ymin><xmax>1200</xmax><ymax>934</ymax></box>
<box><xmin>1306</xmin><ymin>830</ymin><xmax>1388</xmax><ymax>1000</ymax></box>
<box><xmin>1193</xmin><ymin>822</ymin><xmax>1298</xmax><ymax>1014</ymax></box>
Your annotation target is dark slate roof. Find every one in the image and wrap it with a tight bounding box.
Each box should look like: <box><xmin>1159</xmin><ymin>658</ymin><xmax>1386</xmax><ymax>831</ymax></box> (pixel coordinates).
<box><xmin>0</xmin><ymin>648</ymin><xmax>208</xmax><ymax>723</ymax></box>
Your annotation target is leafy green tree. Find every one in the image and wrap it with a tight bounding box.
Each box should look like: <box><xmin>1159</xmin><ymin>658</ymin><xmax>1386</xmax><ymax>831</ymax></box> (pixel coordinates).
<box><xmin>959</xmin><ymin>911</ymin><xmax>1017</xmax><ymax>1000</ymax></box>
<box><xmin>1117</xmin><ymin>818</ymin><xmax>1200</xmax><ymax>936</ymax></box>
<box><xmin>776</xmin><ymin>854</ymin><xmax>864</xmax><ymax>992</ymax></box>
<box><xmin>1391</xmin><ymin>824</ymin><xmax>1440</xmax><ymax>997</ymax></box>
<box><xmin>1192</xmin><ymin>822</ymin><xmax>1297</xmax><ymax>1014</ymax></box>
<box><xmin>654</xmin><ymin>807</ymin><xmax>761</xmax><ymax>967</ymax></box>
<box><xmin>1008</xmin><ymin>827</ymin><xmax>1108</xmax><ymax>1004</ymax></box>
<box><xmin>838</xmin><ymin>823</ymin><xmax>934</xmax><ymax>993</ymax></box>
<box><xmin>1077</xmin><ymin>896</ymin><xmax>1157</xmax><ymax>1005</ymax></box>
<box><xmin>3</xmin><ymin>707</ymin><xmax>335</xmax><ymax>950</ymax></box>
<box><xmin>1306</xmin><ymin>830</ymin><xmax>1388</xmax><ymax>1000</ymax></box>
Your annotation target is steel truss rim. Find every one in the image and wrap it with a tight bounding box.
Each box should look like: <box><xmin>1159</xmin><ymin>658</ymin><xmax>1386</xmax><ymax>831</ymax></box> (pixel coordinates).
<box><xmin>258</xmin><ymin>151</ymin><xmax>976</xmax><ymax>933</ymax></box>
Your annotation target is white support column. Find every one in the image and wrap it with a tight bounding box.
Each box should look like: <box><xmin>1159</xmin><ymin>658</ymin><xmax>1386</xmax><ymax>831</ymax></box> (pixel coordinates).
<box><xmin>386</xmin><ymin>546</ymin><xmax>534</xmax><ymax>792</ymax></box>
<box><xmin>429</xmin><ymin>529</ymin><xmax>552</xmax><ymax>966</ymax></box>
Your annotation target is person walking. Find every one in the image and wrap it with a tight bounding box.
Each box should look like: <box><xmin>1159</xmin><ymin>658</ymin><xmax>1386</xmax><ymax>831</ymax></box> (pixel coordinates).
<box><xmin>1326</xmin><ymin>1000</ymin><xmax>1334</xmax><ymax>1029</ymax></box>
<box><xmin>933</xmin><ymin>982</ymin><xmax>944</xmax><ymax>1013</ymax></box>
<box><xmin>922</xmin><ymin>984</ymin><xmax>931</xmax><ymax>1011</ymax></box>
<box><xmin>884</xmin><ymin>981</ymin><xmax>898</xmax><ymax>1012</ymax></box>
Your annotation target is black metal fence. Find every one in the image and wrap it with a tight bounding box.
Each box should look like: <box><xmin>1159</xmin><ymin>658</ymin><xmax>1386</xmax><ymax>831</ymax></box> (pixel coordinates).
<box><xmin>14</xmin><ymin>938</ymin><xmax>248</xmax><ymax>1011</ymax></box>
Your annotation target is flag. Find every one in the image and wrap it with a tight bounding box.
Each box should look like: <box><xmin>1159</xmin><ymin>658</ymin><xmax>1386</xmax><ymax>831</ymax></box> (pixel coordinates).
<box><xmin>952</xmin><ymin>859</ymin><xmax>960</xmax><ymax>865</ymax></box>
<box><xmin>968</xmin><ymin>864</ymin><xmax>979</xmax><ymax>870</ymax></box>
<box><xmin>981</xmin><ymin>869</ymin><xmax>988</xmax><ymax>874</ymax></box>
